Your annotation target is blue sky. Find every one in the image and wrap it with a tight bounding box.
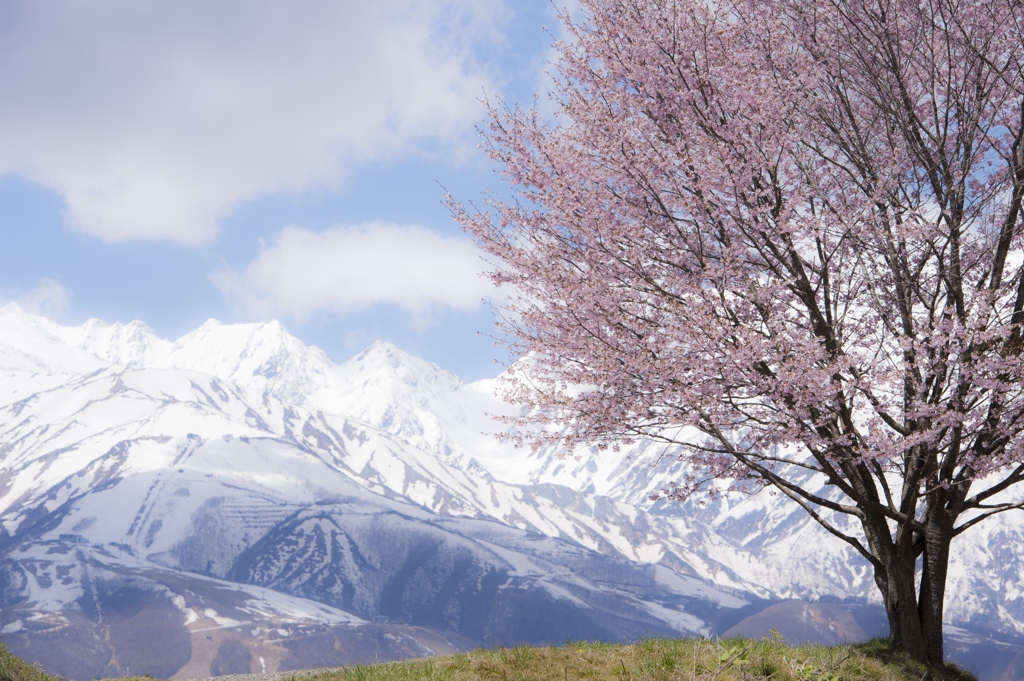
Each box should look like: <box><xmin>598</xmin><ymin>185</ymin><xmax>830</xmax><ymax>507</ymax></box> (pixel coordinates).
<box><xmin>0</xmin><ymin>0</ymin><xmax>565</xmax><ymax>381</ymax></box>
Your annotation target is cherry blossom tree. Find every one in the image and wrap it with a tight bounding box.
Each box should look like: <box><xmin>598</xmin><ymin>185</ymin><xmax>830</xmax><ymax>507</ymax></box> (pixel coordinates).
<box><xmin>453</xmin><ymin>0</ymin><xmax>1024</xmax><ymax>664</ymax></box>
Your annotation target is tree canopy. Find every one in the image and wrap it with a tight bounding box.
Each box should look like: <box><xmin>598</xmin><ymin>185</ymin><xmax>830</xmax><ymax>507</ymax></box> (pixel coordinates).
<box><xmin>454</xmin><ymin>0</ymin><xmax>1024</xmax><ymax>664</ymax></box>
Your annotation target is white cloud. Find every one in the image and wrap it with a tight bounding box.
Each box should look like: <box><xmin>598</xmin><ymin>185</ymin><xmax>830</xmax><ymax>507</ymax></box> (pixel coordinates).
<box><xmin>0</xmin><ymin>0</ymin><xmax>504</xmax><ymax>244</ymax></box>
<box><xmin>1</xmin><ymin>278</ymin><xmax>72</xmax><ymax>319</ymax></box>
<box><xmin>212</xmin><ymin>222</ymin><xmax>498</xmax><ymax>321</ymax></box>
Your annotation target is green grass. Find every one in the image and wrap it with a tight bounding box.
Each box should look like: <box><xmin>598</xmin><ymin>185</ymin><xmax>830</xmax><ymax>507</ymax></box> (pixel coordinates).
<box><xmin>0</xmin><ymin>642</ymin><xmax>57</xmax><ymax>681</ymax></box>
<box><xmin>290</xmin><ymin>635</ymin><xmax>978</xmax><ymax>681</ymax></box>
<box><xmin>1</xmin><ymin>635</ymin><xmax>979</xmax><ymax>681</ymax></box>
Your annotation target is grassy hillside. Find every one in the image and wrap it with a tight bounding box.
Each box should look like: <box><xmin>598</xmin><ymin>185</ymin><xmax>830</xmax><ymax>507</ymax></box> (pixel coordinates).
<box><xmin>138</xmin><ymin>634</ymin><xmax>974</xmax><ymax>675</ymax></box>
<box><xmin>294</xmin><ymin>637</ymin><xmax>978</xmax><ymax>681</ymax></box>
<box><xmin>0</xmin><ymin>643</ymin><xmax>56</xmax><ymax>681</ymax></box>
<box><xmin>4</xmin><ymin>635</ymin><xmax>981</xmax><ymax>681</ymax></box>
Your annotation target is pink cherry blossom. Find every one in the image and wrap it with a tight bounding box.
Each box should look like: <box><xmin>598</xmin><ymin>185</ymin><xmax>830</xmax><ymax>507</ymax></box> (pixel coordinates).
<box><xmin>453</xmin><ymin>0</ymin><xmax>1024</xmax><ymax>665</ymax></box>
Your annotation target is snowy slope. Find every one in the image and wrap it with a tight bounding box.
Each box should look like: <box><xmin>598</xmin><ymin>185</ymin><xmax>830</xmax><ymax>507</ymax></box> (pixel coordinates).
<box><xmin>315</xmin><ymin>339</ymin><xmax>1024</xmax><ymax>636</ymax></box>
<box><xmin>0</xmin><ymin>305</ymin><xmax>762</xmax><ymax>678</ymax></box>
<box><xmin>0</xmin><ymin>303</ymin><xmax>1022</xmax><ymax>679</ymax></box>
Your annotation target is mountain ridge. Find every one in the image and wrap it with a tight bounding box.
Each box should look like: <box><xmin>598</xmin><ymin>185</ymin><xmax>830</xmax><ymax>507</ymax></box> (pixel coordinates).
<box><xmin>0</xmin><ymin>305</ymin><xmax>1020</xmax><ymax>679</ymax></box>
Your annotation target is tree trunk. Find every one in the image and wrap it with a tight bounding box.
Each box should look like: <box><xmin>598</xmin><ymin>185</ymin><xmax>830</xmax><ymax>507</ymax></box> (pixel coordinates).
<box><xmin>866</xmin><ymin>510</ymin><xmax>951</xmax><ymax>665</ymax></box>
<box><xmin>879</xmin><ymin>545</ymin><xmax>930</xmax><ymax>662</ymax></box>
<box><xmin>918</xmin><ymin>499</ymin><xmax>954</xmax><ymax>663</ymax></box>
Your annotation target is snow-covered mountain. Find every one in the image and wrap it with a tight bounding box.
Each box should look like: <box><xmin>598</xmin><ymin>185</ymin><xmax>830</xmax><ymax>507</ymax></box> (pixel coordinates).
<box><xmin>0</xmin><ymin>303</ymin><xmax>1021</xmax><ymax>679</ymax></box>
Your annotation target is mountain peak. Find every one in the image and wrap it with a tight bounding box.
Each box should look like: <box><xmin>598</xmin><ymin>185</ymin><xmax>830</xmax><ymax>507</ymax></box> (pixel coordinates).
<box><xmin>0</xmin><ymin>301</ymin><xmax>26</xmax><ymax>316</ymax></box>
<box><xmin>186</xmin><ymin>318</ymin><xmax>292</xmax><ymax>346</ymax></box>
<box><xmin>343</xmin><ymin>341</ymin><xmax>460</xmax><ymax>388</ymax></box>
<box><xmin>53</xmin><ymin>315</ymin><xmax>168</xmax><ymax>368</ymax></box>
<box><xmin>357</xmin><ymin>340</ymin><xmax>413</xmax><ymax>366</ymax></box>
<box><xmin>0</xmin><ymin>302</ymin><xmax>58</xmax><ymax>329</ymax></box>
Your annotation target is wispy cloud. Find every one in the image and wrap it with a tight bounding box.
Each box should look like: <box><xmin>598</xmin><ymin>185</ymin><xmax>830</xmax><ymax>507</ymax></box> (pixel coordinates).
<box><xmin>212</xmin><ymin>222</ymin><xmax>498</xmax><ymax>323</ymax></box>
<box><xmin>1</xmin><ymin>278</ymin><xmax>72</xmax><ymax>319</ymax></box>
<box><xmin>0</xmin><ymin>0</ymin><xmax>504</xmax><ymax>245</ymax></box>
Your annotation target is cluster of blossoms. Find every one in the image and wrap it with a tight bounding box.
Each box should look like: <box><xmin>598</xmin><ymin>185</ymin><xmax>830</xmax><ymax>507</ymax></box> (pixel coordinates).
<box><xmin>454</xmin><ymin>0</ymin><xmax>1024</xmax><ymax>664</ymax></box>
